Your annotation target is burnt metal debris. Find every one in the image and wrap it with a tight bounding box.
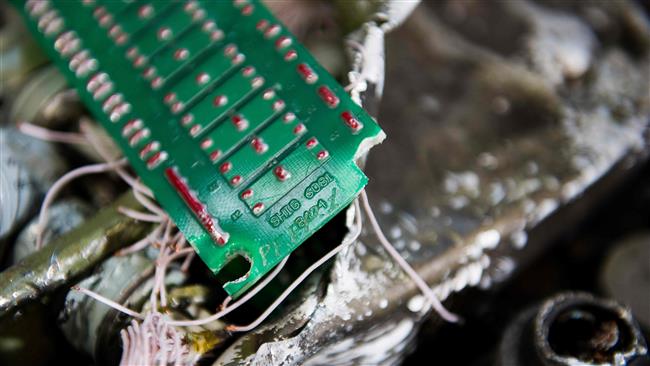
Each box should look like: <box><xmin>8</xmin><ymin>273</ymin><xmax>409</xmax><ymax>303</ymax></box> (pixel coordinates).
<box><xmin>1</xmin><ymin>0</ymin><xmax>649</xmax><ymax>365</ymax></box>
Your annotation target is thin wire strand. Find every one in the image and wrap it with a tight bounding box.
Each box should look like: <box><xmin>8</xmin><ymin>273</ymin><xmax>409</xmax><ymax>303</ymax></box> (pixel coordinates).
<box><xmin>156</xmin><ymin>246</ymin><xmax>194</xmax><ymax>309</ymax></box>
<box><xmin>133</xmin><ymin>187</ymin><xmax>167</xmax><ymax>218</ymax></box>
<box><xmin>359</xmin><ymin>189</ymin><xmax>460</xmax><ymax>323</ymax></box>
<box><xmin>117</xmin><ymin>222</ymin><xmax>165</xmax><ymax>256</ymax></box>
<box><xmin>18</xmin><ymin>122</ymin><xmax>89</xmax><ymax>145</ymax></box>
<box><xmin>180</xmin><ymin>252</ymin><xmax>194</xmax><ymax>273</ymax></box>
<box><xmin>150</xmin><ymin>220</ymin><xmax>172</xmax><ymax>310</ymax></box>
<box><xmin>119</xmin><ymin>311</ymin><xmax>197</xmax><ymax>366</ymax></box>
<box><xmin>79</xmin><ymin>119</ymin><xmax>154</xmax><ymax>198</ymax></box>
<box><xmin>226</xmin><ymin>199</ymin><xmax>363</xmax><ymax>332</ymax></box>
<box><xmin>165</xmin><ymin>254</ymin><xmax>291</xmax><ymax>327</ymax></box>
<box><xmin>72</xmin><ymin>285</ymin><xmax>144</xmax><ymax>319</ymax></box>
<box><xmin>119</xmin><ymin>330</ymin><xmax>129</xmax><ymax>365</ymax></box>
<box><xmin>35</xmin><ymin>159</ymin><xmax>127</xmax><ymax>249</ymax></box>
<box><xmin>118</xmin><ymin>206</ymin><xmax>165</xmax><ymax>223</ymax></box>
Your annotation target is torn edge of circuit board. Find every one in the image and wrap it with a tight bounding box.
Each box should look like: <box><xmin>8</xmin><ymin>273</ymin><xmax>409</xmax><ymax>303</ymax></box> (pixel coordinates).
<box><xmin>19</xmin><ymin>0</ymin><xmax>386</xmax><ymax>298</ymax></box>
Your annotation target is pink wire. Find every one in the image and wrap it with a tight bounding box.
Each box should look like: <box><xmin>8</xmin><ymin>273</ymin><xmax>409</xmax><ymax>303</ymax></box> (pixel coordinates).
<box><xmin>35</xmin><ymin>159</ymin><xmax>127</xmax><ymax>249</ymax></box>
<box><xmin>79</xmin><ymin>119</ymin><xmax>154</xmax><ymax>198</ymax></box>
<box><xmin>165</xmin><ymin>254</ymin><xmax>291</xmax><ymax>327</ymax></box>
<box><xmin>117</xmin><ymin>223</ymin><xmax>164</xmax><ymax>256</ymax></box>
<box><xmin>72</xmin><ymin>285</ymin><xmax>144</xmax><ymax>319</ymax></box>
<box><xmin>226</xmin><ymin>199</ymin><xmax>363</xmax><ymax>332</ymax></box>
<box><xmin>18</xmin><ymin>122</ymin><xmax>89</xmax><ymax>145</ymax></box>
<box><xmin>359</xmin><ymin>190</ymin><xmax>460</xmax><ymax>323</ymax></box>
<box><xmin>118</xmin><ymin>206</ymin><xmax>165</xmax><ymax>223</ymax></box>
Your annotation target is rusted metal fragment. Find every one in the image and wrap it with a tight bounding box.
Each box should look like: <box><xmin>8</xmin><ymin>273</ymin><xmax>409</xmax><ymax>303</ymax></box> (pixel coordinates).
<box><xmin>0</xmin><ymin>192</ymin><xmax>151</xmax><ymax>318</ymax></box>
<box><xmin>215</xmin><ymin>0</ymin><xmax>649</xmax><ymax>363</ymax></box>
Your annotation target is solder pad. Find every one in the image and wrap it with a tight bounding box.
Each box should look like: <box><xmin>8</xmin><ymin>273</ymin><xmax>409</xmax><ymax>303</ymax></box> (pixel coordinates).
<box><xmin>14</xmin><ymin>0</ymin><xmax>385</xmax><ymax>297</ymax></box>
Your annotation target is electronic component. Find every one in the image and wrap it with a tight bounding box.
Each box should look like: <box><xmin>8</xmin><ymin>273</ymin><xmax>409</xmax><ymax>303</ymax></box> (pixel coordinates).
<box><xmin>14</xmin><ymin>0</ymin><xmax>385</xmax><ymax>297</ymax></box>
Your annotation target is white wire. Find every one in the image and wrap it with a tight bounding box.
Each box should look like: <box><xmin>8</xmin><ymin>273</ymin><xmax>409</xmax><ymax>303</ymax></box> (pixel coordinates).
<box><xmin>72</xmin><ymin>285</ymin><xmax>144</xmax><ymax>319</ymax></box>
<box><xmin>227</xmin><ymin>199</ymin><xmax>363</xmax><ymax>332</ymax></box>
<box><xmin>35</xmin><ymin>159</ymin><xmax>127</xmax><ymax>249</ymax></box>
<box><xmin>359</xmin><ymin>190</ymin><xmax>460</xmax><ymax>323</ymax></box>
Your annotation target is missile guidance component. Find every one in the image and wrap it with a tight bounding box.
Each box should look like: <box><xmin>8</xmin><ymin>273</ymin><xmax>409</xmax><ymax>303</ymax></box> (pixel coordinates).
<box><xmin>15</xmin><ymin>0</ymin><xmax>384</xmax><ymax>297</ymax></box>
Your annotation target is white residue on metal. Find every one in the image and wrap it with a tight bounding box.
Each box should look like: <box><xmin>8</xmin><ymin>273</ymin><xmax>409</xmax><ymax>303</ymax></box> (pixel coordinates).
<box><xmin>443</xmin><ymin>171</ymin><xmax>481</xmax><ymax>198</ymax></box>
<box><xmin>360</xmin><ymin>25</ymin><xmax>386</xmax><ymax>95</ymax></box>
<box><xmin>355</xmin><ymin>242</ymin><xmax>368</xmax><ymax>256</ymax></box>
<box><xmin>249</xmin><ymin>337</ymin><xmax>300</xmax><ymax>366</ymax></box>
<box><xmin>231</xmin><ymin>294</ymin><xmax>320</xmax><ymax>366</ymax></box>
<box><xmin>407</xmin><ymin>295</ymin><xmax>426</xmax><ymax>313</ymax></box>
<box><xmin>408</xmin><ymin>240</ymin><xmax>422</xmax><ymax>252</ymax></box>
<box><xmin>489</xmin><ymin>182</ymin><xmax>506</xmax><ymax>206</ymax></box>
<box><xmin>531</xmin><ymin>198</ymin><xmax>559</xmax><ymax>225</ymax></box>
<box><xmin>489</xmin><ymin>256</ymin><xmax>516</xmax><ymax>284</ymax></box>
<box><xmin>379</xmin><ymin>200</ymin><xmax>394</xmax><ymax>214</ymax></box>
<box><xmin>477</xmin><ymin>152</ymin><xmax>499</xmax><ymax>170</ymax></box>
<box><xmin>304</xmin><ymin>318</ymin><xmax>415</xmax><ymax>366</ymax></box>
<box><xmin>449</xmin><ymin>196</ymin><xmax>469</xmax><ymax>210</ymax></box>
<box><xmin>312</xmin><ymin>240</ymin><xmax>396</xmax><ymax>327</ymax></box>
<box><xmin>397</xmin><ymin>211</ymin><xmax>418</xmax><ymax>235</ymax></box>
<box><xmin>238</xmin><ymin>289</ymin><xmax>320</xmax><ymax>349</ymax></box>
<box><xmin>511</xmin><ymin>0</ymin><xmax>596</xmax><ymax>84</ymax></box>
<box><xmin>389</xmin><ymin>225</ymin><xmax>402</xmax><ymax>239</ymax></box>
<box><xmin>244</xmin><ymin>238</ymin><xmax>408</xmax><ymax>366</ymax></box>
<box><xmin>510</xmin><ymin>229</ymin><xmax>528</xmax><ymax>250</ymax></box>
<box><xmin>561</xmin><ymin>107</ymin><xmax>647</xmax><ymax>204</ymax></box>
<box><xmin>431</xmin><ymin>255</ymin><xmax>490</xmax><ymax>302</ymax></box>
<box><xmin>476</xmin><ymin>229</ymin><xmax>501</xmax><ymax>250</ymax></box>
<box><xmin>378</xmin><ymin>0</ymin><xmax>421</xmax><ymax>32</ymax></box>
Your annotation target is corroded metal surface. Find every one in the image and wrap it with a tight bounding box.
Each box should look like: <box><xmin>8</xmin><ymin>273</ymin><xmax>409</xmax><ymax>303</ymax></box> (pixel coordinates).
<box><xmin>216</xmin><ymin>0</ymin><xmax>650</xmax><ymax>364</ymax></box>
<box><xmin>498</xmin><ymin>292</ymin><xmax>648</xmax><ymax>365</ymax></box>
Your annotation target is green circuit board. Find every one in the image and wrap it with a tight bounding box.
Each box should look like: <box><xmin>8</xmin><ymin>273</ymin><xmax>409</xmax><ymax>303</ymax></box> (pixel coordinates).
<box><xmin>15</xmin><ymin>0</ymin><xmax>384</xmax><ymax>297</ymax></box>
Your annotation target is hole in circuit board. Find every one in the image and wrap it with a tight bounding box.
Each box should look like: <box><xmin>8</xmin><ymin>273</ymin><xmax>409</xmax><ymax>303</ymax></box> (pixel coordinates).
<box><xmin>217</xmin><ymin>253</ymin><xmax>253</xmax><ymax>285</ymax></box>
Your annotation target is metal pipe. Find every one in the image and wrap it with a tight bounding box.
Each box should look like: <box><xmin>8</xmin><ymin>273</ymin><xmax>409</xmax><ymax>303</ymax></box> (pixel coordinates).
<box><xmin>0</xmin><ymin>192</ymin><xmax>151</xmax><ymax>318</ymax></box>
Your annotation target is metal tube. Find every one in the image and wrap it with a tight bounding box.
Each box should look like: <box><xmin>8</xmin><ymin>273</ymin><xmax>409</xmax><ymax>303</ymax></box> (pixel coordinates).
<box><xmin>0</xmin><ymin>192</ymin><xmax>152</xmax><ymax>318</ymax></box>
